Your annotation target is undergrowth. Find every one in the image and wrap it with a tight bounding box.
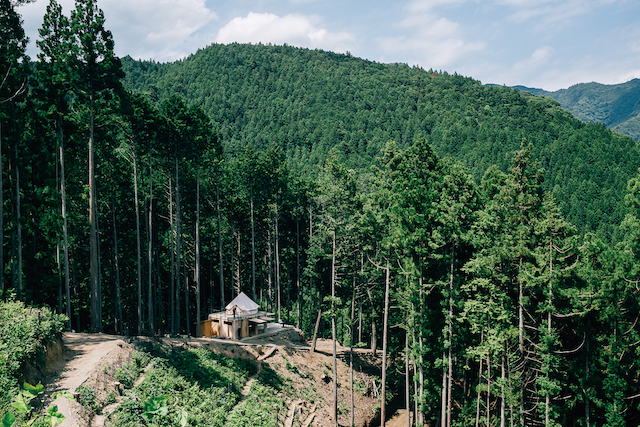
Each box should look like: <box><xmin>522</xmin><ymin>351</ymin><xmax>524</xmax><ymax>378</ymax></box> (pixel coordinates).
<box><xmin>106</xmin><ymin>345</ymin><xmax>285</xmax><ymax>427</ymax></box>
<box><xmin>0</xmin><ymin>300</ymin><xmax>66</xmax><ymax>418</ymax></box>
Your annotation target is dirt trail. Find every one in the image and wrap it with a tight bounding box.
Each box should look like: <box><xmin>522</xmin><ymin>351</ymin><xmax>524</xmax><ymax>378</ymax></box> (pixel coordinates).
<box><xmin>43</xmin><ymin>333</ymin><xmax>129</xmax><ymax>427</ymax></box>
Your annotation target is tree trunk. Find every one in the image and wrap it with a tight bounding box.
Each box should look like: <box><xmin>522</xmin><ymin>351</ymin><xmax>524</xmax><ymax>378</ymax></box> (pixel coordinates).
<box><xmin>475</xmin><ymin>354</ymin><xmax>482</xmax><ymax>427</ymax></box>
<box><xmin>585</xmin><ymin>318</ymin><xmax>590</xmax><ymax>427</ymax></box>
<box><xmin>367</xmin><ymin>287</ymin><xmax>377</xmax><ymax>355</ymax></box>
<box><xmin>111</xmin><ymin>195</ymin><xmax>122</xmax><ymax>335</ymax></box>
<box><xmin>358</xmin><ymin>299</ymin><xmax>363</xmax><ymax>344</ymax></box>
<box><xmin>133</xmin><ymin>149</ymin><xmax>142</xmax><ymax>336</ymax></box>
<box><xmin>250</xmin><ymin>186</ymin><xmax>256</xmax><ymax>301</ymax></box>
<box><xmin>216</xmin><ymin>182</ymin><xmax>224</xmax><ymax>310</ymax></box>
<box><xmin>234</xmin><ymin>225</ymin><xmax>240</xmax><ymax>296</ymax></box>
<box><xmin>296</xmin><ymin>210</ymin><xmax>301</xmax><ymax>329</ymax></box>
<box><xmin>406</xmin><ymin>332</ymin><xmax>411</xmax><ymax>427</ymax></box>
<box><xmin>331</xmin><ymin>230</ymin><xmax>338</xmax><ymax>427</ymax></box>
<box><xmin>501</xmin><ymin>355</ymin><xmax>506</xmax><ymax>427</ymax></box>
<box><xmin>169</xmin><ymin>175</ymin><xmax>175</xmax><ymax>335</ymax></box>
<box><xmin>89</xmin><ymin>90</ymin><xmax>100</xmax><ymax>332</ymax></box>
<box><xmin>311</xmin><ymin>308</ymin><xmax>322</xmax><ymax>353</ymax></box>
<box><xmin>486</xmin><ymin>354</ymin><xmax>491</xmax><ymax>427</ymax></box>
<box><xmin>267</xmin><ymin>228</ymin><xmax>272</xmax><ymax>311</ymax></box>
<box><xmin>446</xmin><ymin>247</ymin><xmax>454</xmax><ymax>427</ymax></box>
<box><xmin>59</xmin><ymin>122</ymin><xmax>71</xmax><ymax>330</ymax></box>
<box><xmin>175</xmin><ymin>156</ymin><xmax>181</xmax><ymax>334</ymax></box>
<box><xmin>0</xmin><ymin>119</ymin><xmax>3</xmax><ymax>296</ymax></box>
<box><xmin>275</xmin><ymin>204</ymin><xmax>281</xmax><ymax>323</ymax></box>
<box><xmin>195</xmin><ymin>167</ymin><xmax>200</xmax><ymax>337</ymax></box>
<box><xmin>148</xmin><ymin>146</ymin><xmax>154</xmax><ymax>335</ymax></box>
<box><xmin>13</xmin><ymin>116</ymin><xmax>21</xmax><ymax>300</ymax></box>
<box><xmin>546</xmin><ymin>235</ymin><xmax>553</xmax><ymax>427</ymax></box>
<box><xmin>441</xmin><ymin>349</ymin><xmax>447</xmax><ymax>427</ymax></box>
<box><xmin>381</xmin><ymin>259</ymin><xmax>390</xmax><ymax>427</ymax></box>
<box><xmin>350</xmin><ymin>281</ymin><xmax>356</xmax><ymax>427</ymax></box>
<box><xmin>70</xmin><ymin>255</ymin><xmax>78</xmax><ymax>332</ymax></box>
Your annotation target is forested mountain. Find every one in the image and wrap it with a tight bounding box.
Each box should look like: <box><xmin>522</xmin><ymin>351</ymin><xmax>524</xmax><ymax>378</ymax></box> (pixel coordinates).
<box><xmin>121</xmin><ymin>44</ymin><xmax>639</xmax><ymax>238</ymax></box>
<box><xmin>5</xmin><ymin>0</ymin><xmax>640</xmax><ymax>425</ymax></box>
<box><xmin>516</xmin><ymin>79</ymin><xmax>640</xmax><ymax>141</ymax></box>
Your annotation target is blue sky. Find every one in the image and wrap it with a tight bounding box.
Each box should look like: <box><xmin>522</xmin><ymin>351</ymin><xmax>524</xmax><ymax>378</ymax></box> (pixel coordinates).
<box><xmin>18</xmin><ymin>0</ymin><xmax>640</xmax><ymax>91</ymax></box>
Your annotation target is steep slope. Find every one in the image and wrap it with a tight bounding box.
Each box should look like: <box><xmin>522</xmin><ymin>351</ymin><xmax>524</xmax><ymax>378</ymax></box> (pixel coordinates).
<box><xmin>516</xmin><ymin>79</ymin><xmax>640</xmax><ymax>141</ymax></box>
<box><xmin>121</xmin><ymin>43</ymin><xmax>640</xmax><ymax>237</ymax></box>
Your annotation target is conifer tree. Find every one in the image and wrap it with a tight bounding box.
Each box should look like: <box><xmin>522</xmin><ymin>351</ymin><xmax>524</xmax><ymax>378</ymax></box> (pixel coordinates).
<box><xmin>312</xmin><ymin>151</ymin><xmax>359</xmax><ymax>426</ymax></box>
<box><xmin>36</xmin><ymin>0</ymin><xmax>72</xmax><ymax>328</ymax></box>
<box><xmin>0</xmin><ymin>0</ymin><xmax>29</xmax><ymax>299</ymax></box>
<box><xmin>69</xmin><ymin>0</ymin><xmax>123</xmax><ymax>331</ymax></box>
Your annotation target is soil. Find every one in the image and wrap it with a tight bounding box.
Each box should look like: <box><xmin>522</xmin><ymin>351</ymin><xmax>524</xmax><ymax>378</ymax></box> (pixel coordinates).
<box><xmin>39</xmin><ymin>333</ymin><xmax>133</xmax><ymax>427</ymax></box>
<box><xmin>36</xmin><ymin>330</ymin><xmax>389</xmax><ymax>427</ymax></box>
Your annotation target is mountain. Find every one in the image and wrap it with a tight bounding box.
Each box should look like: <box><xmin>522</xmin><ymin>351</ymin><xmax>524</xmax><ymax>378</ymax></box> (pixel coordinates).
<box><xmin>515</xmin><ymin>79</ymin><xmax>640</xmax><ymax>141</ymax></box>
<box><xmin>121</xmin><ymin>43</ymin><xmax>640</xmax><ymax>238</ymax></box>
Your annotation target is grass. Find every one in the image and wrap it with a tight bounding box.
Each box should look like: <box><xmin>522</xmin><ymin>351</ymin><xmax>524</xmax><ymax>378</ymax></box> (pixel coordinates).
<box><xmin>106</xmin><ymin>344</ymin><xmax>285</xmax><ymax>427</ymax></box>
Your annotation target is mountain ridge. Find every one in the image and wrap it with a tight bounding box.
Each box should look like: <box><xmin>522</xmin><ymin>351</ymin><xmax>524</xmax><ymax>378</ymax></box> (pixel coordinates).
<box><xmin>515</xmin><ymin>79</ymin><xmax>640</xmax><ymax>141</ymax></box>
<box><xmin>120</xmin><ymin>43</ymin><xmax>640</xmax><ymax>237</ymax></box>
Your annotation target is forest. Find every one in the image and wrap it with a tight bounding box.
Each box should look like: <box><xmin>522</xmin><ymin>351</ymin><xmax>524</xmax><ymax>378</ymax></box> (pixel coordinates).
<box><xmin>516</xmin><ymin>79</ymin><xmax>640</xmax><ymax>142</ymax></box>
<box><xmin>2</xmin><ymin>0</ymin><xmax>640</xmax><ymax>426</ymax></box>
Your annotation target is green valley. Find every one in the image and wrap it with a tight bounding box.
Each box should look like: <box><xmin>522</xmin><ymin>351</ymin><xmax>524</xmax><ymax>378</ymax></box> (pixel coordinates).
<box><xmin>3</xmin><ymin>0</ymin><xmax>640</xmax><ymax>425</ymax></box>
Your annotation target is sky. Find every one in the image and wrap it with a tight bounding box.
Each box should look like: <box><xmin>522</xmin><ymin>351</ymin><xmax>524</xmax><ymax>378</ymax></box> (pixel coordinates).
<box><xmin>17</xmin><ymin>0</ymin><xmax>640</xmax><ymax>91</ymax></box>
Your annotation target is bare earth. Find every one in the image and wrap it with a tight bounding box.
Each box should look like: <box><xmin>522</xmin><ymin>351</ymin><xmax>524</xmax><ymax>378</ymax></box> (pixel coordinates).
<box><xmin>41</xmin><ymin>333</ymin><xmax>132</xmax><ymax>427</ymax></box>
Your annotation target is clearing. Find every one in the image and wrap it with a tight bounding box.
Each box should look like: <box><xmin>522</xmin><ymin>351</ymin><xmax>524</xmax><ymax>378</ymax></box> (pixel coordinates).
<box><xmin>35</xmin><ymin>327</ymin><xmax>387</xmax><ymax>427</ymax></box>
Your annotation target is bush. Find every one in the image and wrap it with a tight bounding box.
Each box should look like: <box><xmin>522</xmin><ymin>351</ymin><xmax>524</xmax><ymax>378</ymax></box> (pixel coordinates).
<box><xmin>0</xmin><ymin>300</ymin><xmax>66</xmax><ymax>417</ymax></box>
<box><xmin>106</xmin><ymin>346</ymin><xmax>277</xmax><ymax>427</ymax></box>
<box><xmin>76</xmin><ymin>385</ymin><xmax>97</xmax><ymax>411</ymax></box>
<box><xmin>115</xmin><ymin>366</ymin><xmax>135</xmax><ymax>389</ymax></box>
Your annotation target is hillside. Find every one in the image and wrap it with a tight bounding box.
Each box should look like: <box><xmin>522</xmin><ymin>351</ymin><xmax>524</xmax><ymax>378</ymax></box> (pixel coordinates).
<box><xmin>121</xmin><ymin>43</ymin><xmax>640</xmax><ymax>237</ymax></box>
<box><xmin>30</xmin><ymin>331</ymin><xmax>383</xmax><ymax>427</ymax></box>
<box><xmin>516</xmin><ymin>79</ymin><xmax>640</xmax><ymax>141</ymax></box>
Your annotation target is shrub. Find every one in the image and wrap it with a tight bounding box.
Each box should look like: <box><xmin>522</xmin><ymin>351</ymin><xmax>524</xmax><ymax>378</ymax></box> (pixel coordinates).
<box><xmin>76</xmin><ymin>385</ymin><xmax>97</xmax><ymax>411</ymax></box>
<box><xmin>0</xmin><ymin>300</ymin><xmax>66</xmax><ymax>417</ymax></box>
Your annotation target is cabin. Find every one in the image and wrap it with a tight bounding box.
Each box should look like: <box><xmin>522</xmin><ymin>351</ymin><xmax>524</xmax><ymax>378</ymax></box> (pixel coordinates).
<box><xmin>200</xmin><ymin>292</ymin><xmax>274</xmax><ymax>339</ymax></box>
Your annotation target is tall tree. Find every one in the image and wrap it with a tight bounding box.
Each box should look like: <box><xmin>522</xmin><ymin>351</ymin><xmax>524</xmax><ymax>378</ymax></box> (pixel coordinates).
<box><xmin>36</xmin><ymin>0</ymin><xmax>73</xmax><ymax>329</ymax></box>
<box><xmin>69</xmin><ymin>0</ymin><xmax>123</xmax><ymax>331</ymax></box>
<box><xmin>0</xmin><ymin>0</ymin><xmax>29</xmax><ymax>298</ymax></box>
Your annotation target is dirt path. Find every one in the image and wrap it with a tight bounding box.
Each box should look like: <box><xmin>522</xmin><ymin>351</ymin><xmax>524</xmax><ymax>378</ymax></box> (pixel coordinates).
<box><xmin>386</xmin><ymin>409</ymin><xmax>413</xmax><ymax>427</ymax></box>
<box><xmin>43</xmin><ymin>333</ymin><xmax>129</xmax><ymax>427</ymax></box>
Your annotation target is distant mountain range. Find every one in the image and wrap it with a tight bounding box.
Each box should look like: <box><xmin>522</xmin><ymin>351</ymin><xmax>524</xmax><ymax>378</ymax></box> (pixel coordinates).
<box><xmin>515</xmin><ymin>79</ymin><xmax>640</xmax><ymax>141</ymax></box>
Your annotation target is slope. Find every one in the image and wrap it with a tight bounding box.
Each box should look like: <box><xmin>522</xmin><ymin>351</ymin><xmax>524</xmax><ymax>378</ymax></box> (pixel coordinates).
<box><xmin>121</xmin><ymin>43</ymin><xmax>640</xmax><ymax>238</ymax></box>
<box><xmin>516</xmin><ymin>79</ymin><xmax>640</xmax><ymax>141</ymax></box>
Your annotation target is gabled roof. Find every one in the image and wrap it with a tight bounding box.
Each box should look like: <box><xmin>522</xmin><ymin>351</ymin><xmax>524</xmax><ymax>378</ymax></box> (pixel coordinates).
<box><xmin>225</xmin><ymin>292</ymin><xmax>259</xmax><ymax>312</ymax></box>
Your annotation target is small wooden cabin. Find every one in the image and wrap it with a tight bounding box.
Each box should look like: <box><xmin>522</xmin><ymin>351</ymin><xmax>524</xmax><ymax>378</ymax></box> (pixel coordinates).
<box><xmin>200</xmin><ymin>292</ymin><xmax>273</xmax><ymax>339</ymax></box>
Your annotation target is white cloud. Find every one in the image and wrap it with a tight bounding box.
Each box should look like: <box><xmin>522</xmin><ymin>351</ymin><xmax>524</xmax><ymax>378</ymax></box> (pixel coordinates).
<box><xmin>19</xmin><ymin>0</ymin><xmax>217</xmax><ymax>62</ymax></box>
<box><xmin>407</xmin><ymin>0</ymin><xmax>468</xmax><ymax>12</ymax></box>
<box><xmin>214</xmin><ymin>12</ymin><xmax>355</xmax><ymax>54</ymax></box>
<box><xmin>378</xmin><ymin>11</ymin><xmax>484</xmax><ymax>69</ymax></box>
<box><xmin>513</xmin><ymin>46</ymin><xmax>555</xmax><ymax>71</ymax></box>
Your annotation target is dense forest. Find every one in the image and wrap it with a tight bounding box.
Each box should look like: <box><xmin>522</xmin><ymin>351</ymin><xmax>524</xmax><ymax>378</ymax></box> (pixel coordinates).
<box><xmin>516</xmin><ymin>79</ymin><xmax>640</xmax><ymax>142</ymax></box>
<box><xmin>3</xmin><ymin>0</ymin><xmax>640</xmax><ymax>426</ymax></box>
<box><xmin>120</xmin><ymin>44</ymin><xmax>640</xmax><ymax>239</ymax></box>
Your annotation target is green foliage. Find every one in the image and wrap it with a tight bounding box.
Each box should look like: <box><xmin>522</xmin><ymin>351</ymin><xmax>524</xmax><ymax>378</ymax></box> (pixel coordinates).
<box><xmin>114</xmin><ymin>366</ymin><xmax>135</xmax><ymax>390</ymax></box>
<box><xmin>107</xmin><ymin>345</ymin><xmax>284</xmax><ymax>427</ymax></box>
<box><xmin>518</xmin><ymin>79</ymin><xmax>640</xmax><ymax>141</ymax></box>
<box><xmin>121</xmin><ymin>43</ymin><xmax>640</xmax><ymax>237</ymax></box>
<box><xmin>75</xmin><ymin>385</ymin><xmax>97</xmax><ymax>411</ymax></box>
<box><xmin>0</xmin><ymin>301</ymin><xmax>66</xmax><ymax>417</ymax></box>
<box><xmin>224</xmin><ymin>383</ymin><xmax>284</xmax><ymax>427</ymax></box>
<box><xmin>1</xmin><ymin>382</ymin><xmax>71</xmax><ymax>427</ymax></box>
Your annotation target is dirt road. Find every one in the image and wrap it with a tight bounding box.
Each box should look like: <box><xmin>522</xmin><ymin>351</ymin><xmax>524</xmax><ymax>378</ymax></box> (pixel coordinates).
<box><xmin>43</xmin><ymin>333</ymin><xmax>130</xmax><ymax>427</ymax></box>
